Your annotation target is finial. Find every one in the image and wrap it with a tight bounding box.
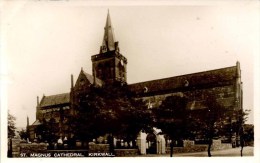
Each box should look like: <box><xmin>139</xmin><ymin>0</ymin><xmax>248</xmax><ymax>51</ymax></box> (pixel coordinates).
<box><xmin>37</xmin><ymin>96</ymin><xmax>39</xmax><ymax>106</ymax></box>
<box><xmin>71</xmin><ymin>74</ymin><xmax>74</xmax><ymax>88</ymax></box>
<box><xmin>27</xmin><ymin>116</ymin><xmax>29</xmax><ymax>126</ymax></box>
<box><xmin>236</xmin><ymin>61</ymin><xmax>241</xmax><ymax>77</ymax></box>
<box><xmin>236</xmin><ymin>61</ymin><xmax>240</xmax><ymax>66</ymax></box>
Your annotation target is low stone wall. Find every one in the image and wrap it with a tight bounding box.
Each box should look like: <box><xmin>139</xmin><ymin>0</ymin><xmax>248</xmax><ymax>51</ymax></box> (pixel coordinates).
<box><xmin>114</xmin><ymin>149</ymin><xmax>139</xmax><ymax>157</ymax></box>
<box><xmin>166</xmin><ymin>145</ymin><xmax>208</xmax><ymax>154</ymax></box>
<box><xmin>8</xmin><ymin>139</ymin><xmax>21</xmax><ymax>157</ymax></box>
<box><xmin>8</xmin><ymin>138</ymin><xmax>48</xmax><ymax>157</ymax></box>
<box><xmin>166</xmin><ymin>140</ymin><xmax>232</xmax><ymax>154</ymax></box>
<box><xmin>183</xmin><ymin>140</ymin><xmax>195</xmax><ymax>148</ymax></box>
<box><xmin>211</xmin><ymin>140</ymin><xmax>232</xmax><ymax>150</ymax></box>
<box><xmin>20</xmin><ymin>143</ymin><xmax>48</xmax><ymax>156</ymax></box>
<box><xmin>88</xmin><ymin>144</ymin><xmax>110</xmax><ymax>153</ymax></box>
<box><xmin>211</xmin><ymin>139</ymin><xmax>221</xmax><ymax>150</ymax></box>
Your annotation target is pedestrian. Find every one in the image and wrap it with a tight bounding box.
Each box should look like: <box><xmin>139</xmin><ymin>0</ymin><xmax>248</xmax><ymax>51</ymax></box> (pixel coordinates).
<box><xmin>64</xmin><ymin>137</ymin><xmax>68</xmax><ymax>149</ymax></box>
<box><xmin>240</xmin><ymin>127</ymin><xmax>245</xmax><ymax>157</ymax></box>
<box><xmin>57</xmin><ymin>137</ymin><xmax>63</xmax><ymax>149</ymax></box>
<box><xmin>170</xmin><ymin>141</ymin><xmax>174</xmax><ymax>157</ymax></box>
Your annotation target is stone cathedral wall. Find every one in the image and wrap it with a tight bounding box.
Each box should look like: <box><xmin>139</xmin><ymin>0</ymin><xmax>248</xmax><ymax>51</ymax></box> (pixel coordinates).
<box><xmin>136</xmin><ymin>85</ymin><xmax>236</xmax><ymax>111</ymax></box>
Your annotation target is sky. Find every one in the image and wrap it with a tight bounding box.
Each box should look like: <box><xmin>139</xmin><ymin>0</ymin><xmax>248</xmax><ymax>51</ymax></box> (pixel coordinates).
<box><xmin>1</xmin><ymin>0</ymin><xmax>259</xmax><ymax>129</ymax></box>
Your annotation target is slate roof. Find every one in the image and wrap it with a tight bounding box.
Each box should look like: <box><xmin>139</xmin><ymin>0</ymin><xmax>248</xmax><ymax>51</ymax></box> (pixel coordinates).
<box><xmin>38</xmin><ymin>71</ymin><xmax>103</xmax><ymax>108</ymax></box>
<box><xmin>82</xmin><ymin>71</ymin><xmax>103</xmax><ymax>86</ymax></box>
<box><xmin>40</xmin><ymin>93</ymin><xmax>70</xmax><ymax>107</ymax></box>
<box><xmin>129</xmin><ymin>66</ymin><xmax>237</xmax><ymax>96</ymax></box>
<box><xmin>31</xmin><ymin>119</ymin><xmax>41</xmax><ymax>126</ymax></box>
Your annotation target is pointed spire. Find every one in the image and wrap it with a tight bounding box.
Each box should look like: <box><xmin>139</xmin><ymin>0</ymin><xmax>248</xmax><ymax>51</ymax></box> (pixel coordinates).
<box><xmin>101</xmin><ymin>10</ymin><xmax>116</xmax><ymax>53</ymax></box>
<box><xmin>106</xmin><ymin>9</ymin><xmax>112</xmax><ymax>29</ymax></box>
<box><xmin>27</xmin><ymin>116</ymin><xmax>29</xmax><ymax>127</ymax></box>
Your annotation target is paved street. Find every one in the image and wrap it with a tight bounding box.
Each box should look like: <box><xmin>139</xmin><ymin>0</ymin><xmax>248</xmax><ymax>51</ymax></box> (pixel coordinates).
<box><xmin>143</xmin><ymin>146</ymin><xmax>254</xmax><ymax>157</ymax></box>
<box><xmin>174</xmin><ymin>146</ymin><xmax>253</xmax><ymax>157</ymax></box>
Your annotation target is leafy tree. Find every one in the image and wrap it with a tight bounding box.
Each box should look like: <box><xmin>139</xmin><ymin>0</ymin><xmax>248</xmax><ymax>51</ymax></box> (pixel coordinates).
<box><xmin>70</xmin><ymin>86</ymin><xmax>107</xmax><ymax>147</ymax></box>
<box><xmin>198</xmin><ymin>94</ymin><xmax>226</xmax><ymax>157</ymax></box>
<box><xmin>217</xmin><ymin>109</ymin><xmax>251</xmax><ymax>156</ymax></box>
<box><xmin>101</xmin><ymin>85</ymin><xmax>152</xmax><ymax>147</ymax></box>
<box><xmin>188</xmin><ymin>94</ymin><xmax>248</xmax><ymax>157</ymax></box>
<box><xmin>8</xmin><ymin>111</ymin><xmax>16</xmax><ymax>138</ymax></box>
<box><xmin>70</xmin><ymin>85</ymin><xmax>116</xmax><ymax>148</ymax></box>
<box><xmin>36</xmin><ymin>118</ymin><xmax>59</xmax><ymax>145</ymax></box>
<box><xmin>235</xmin><ymin>109</ymin><xmax>250</xmax><ymax>157</ymax></box>
<box><xmin>18</xmin><ymin>129</ymin><xmax>28</xmax><ymax>140</ymax></box>
<box><xmin>153</xmin><ymin>95</ymin><xmax>189</xmax><ymax>157</ymax></box>
<box><xmin>115</xmin><ymin>98</ymin><xmax>153</xmax><ymax>148</ymax></box>
<box><xmin>70</xmin><ymin>84</ymin><xmax>151</xmax><ymax>150</ymax></box>
<box><xmin>243</xmin><ymin>124</ymin><xmax>254</xmax><ymax>145</ymax></box>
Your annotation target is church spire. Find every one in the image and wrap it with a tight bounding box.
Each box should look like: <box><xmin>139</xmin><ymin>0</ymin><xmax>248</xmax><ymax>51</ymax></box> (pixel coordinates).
<box><xmin>27</xmin><ymin>116</ymin><xmax>29</xmax><ymax>127</ymax></box>
<box><xmin>100</xmin><ymin>10</ymin><xmax>117</xmax><ymax>53</ymax></box>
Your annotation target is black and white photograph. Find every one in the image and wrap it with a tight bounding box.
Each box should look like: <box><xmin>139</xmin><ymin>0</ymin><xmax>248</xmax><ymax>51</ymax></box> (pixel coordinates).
<box><xmin>0</xmin><ymin>0</ymin><xmax>259</xmax><ymax>162</ymax></box>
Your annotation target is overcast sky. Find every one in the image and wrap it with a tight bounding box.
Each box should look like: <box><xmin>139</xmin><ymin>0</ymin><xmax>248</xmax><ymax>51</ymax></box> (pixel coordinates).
<box><xmin>1</xmin><ymin>0</ymin><xmax>259</xmax><ymax>128</ymax></box>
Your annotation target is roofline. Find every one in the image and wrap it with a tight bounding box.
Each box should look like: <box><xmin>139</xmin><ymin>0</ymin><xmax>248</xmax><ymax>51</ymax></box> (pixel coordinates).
<box><xmin>39</xmin><ymin>92</ymin><xmax>70</xmax><ymax>107</ymax></box>
<box><xmin>129</xmin><ymin>65</ymin><xmax>237</xmax><ymax>85</ymax></box>
<box><xmin>40</xmin><ymin>103</ymin><xmax>70</xmax><ymax>109</ymax></box>
<box><xmin>41</xmin><ymin>92</ymin><xmax>69</xmax><ymax>98</ymax></box>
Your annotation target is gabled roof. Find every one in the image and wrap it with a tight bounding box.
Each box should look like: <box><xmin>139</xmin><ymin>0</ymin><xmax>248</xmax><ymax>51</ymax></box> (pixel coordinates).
<box><xmin>82</xmin><ymin>71</ymin><xmax>94</xmax><ymax>84</ymax></box>
<box><xmin>82</xmin><ymin>71</ymin><xmax>103</xmax><ymax>86</ymax></box>
<box><xmin>129</xmin><ymin>66</ymin><xmax>237</xmax><ymax>96</ymax></box>
<box><xmin>31</xmin><ymin>120</ymin><xmax>41</xmax><ymax>126</ymax></box>
<box><xmin>75</xmin><ymin>69</ymin><xmax>103</xmax><ymax>87</ymax></box>
<box><xmin>40</xmin><ymin>93</ymin><xmax>70</xmax><ymax>107</ymax></box>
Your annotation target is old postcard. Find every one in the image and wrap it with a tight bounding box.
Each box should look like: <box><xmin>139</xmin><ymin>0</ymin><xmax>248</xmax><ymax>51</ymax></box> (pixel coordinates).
<box><xmin>1</xmin><ymin>0</ymin><xmax>259</xmax><ymax>163</ymax></box>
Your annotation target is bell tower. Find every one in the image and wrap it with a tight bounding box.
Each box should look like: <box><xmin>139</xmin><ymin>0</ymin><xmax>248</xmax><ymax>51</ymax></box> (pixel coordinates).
<box><xmin>91</xmin><ymin>10</ymin><xmax>127</xmax><ymax>85</ymax></box>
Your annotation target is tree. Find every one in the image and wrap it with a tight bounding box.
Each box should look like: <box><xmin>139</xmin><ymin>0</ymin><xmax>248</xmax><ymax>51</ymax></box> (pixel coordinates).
<box><xmin>70</xmin><ymin>84</ymin><xmax>151</xmax><ymax>151</ymax></box>
<box><xmin>70</xmin><ymin>87</ymin><xmax>106</xmax><ymax>147</ymax></box>
<box><xmin>115</xmin><ymin>98</ymin><xmax>153</xmax><ymax>148</ymax></box>
<box><xmin>198</xmin><ymin>94</ymin><xmax>226</xmax><ymax>157</ymax></box>
<box><xmin>153</xmin><ymin>95</ymin><xmax>189</xmax><ymax>157</ymax></box>
<box><xmin>37</xmin><ymin>118</ymin><xmax>59</xmax><ymax>144</ymax></box>
<box><xmin>243</xmin><ymin>123</ymin><xmax>254</xmax><ymax>145</ymax></box>
<box><xmin>18</xmin><ymin>129</ymin><xmax>28</xmax><ymax>140</ymax></box>
<box><xmin>236</xmin><ymin>109</ymin><xmax>250</xmax><ymax>157</ymax></box>
<box><xmin>101</xmin><ymin>85</ymin><xmax>152</xmax><ymax>147</ymax></box>
<box><xmin>8</xmin><ymin>111</ymin><xmax>16</xmax><ymax>138</ymax></box>
<box><xmin>8</xmin><ymin>111</ymin><xmax>16</xmax><ymax>158</ymax></box>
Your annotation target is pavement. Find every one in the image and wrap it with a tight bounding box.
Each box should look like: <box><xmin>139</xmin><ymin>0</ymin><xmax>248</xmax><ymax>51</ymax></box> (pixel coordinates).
<box><xmin>141</xmin><ymin>146</ymin><xmax>254</xmax><ymax>157</ymax></box>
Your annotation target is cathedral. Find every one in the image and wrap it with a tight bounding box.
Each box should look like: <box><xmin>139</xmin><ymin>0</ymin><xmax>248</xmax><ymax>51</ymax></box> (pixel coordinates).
<box><xmin>28</xmin><ymin>11</ymin><xmax>243</xmax><ymax>154</ymax></box>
